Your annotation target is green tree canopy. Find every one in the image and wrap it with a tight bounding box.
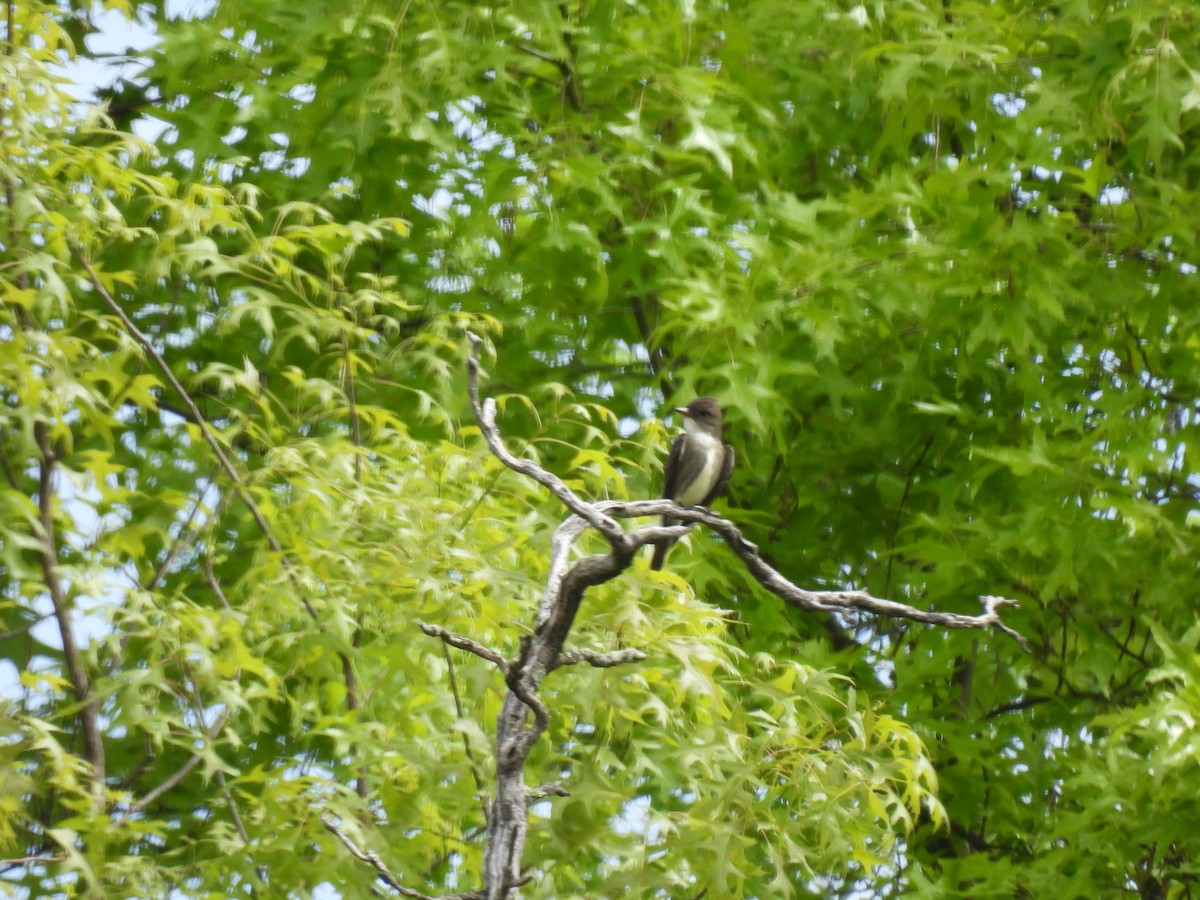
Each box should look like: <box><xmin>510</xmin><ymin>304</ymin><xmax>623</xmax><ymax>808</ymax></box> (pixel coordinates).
<box><xmin>2</xmin><ymin>0</ymin><xmax>1198</xmax><ymax>896</ymax></box>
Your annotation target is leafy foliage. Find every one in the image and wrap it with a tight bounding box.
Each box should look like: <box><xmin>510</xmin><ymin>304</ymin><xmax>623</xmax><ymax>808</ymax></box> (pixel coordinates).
<box><xmin>2</xmin><ymin>0</ymin><xmax>1199</xmax><ymax>897</ymax></box>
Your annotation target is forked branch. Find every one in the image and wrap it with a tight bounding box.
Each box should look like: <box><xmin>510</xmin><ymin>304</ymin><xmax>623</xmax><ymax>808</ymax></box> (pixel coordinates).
<box><xmin>408</xmin><ymin>334</ymin><xmax>1028</xmax><ymax>899</ymax></box>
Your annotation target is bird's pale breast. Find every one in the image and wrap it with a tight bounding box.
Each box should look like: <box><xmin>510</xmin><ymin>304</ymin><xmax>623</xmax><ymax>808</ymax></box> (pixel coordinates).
<box><xmin>675</xmin><ymin>432</ymin><xmax>724</xmax><ymax>506</ymax></box>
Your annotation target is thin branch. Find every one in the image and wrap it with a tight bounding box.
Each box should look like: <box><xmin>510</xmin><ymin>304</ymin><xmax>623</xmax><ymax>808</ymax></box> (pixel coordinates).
<box><xmin>118</xmin><ymin>562</ymin><xmax>239</xmax><ymax>822</ymax></box>
<box><xmin>1096</xmin><ymin>618</ymin><xmax>1155</xmax><ymax>669</ymax></box>
<box><xmin>514</xmin><ymin>42</ymin><xmax>559</xmax><ymax>66</ymax></box>
<box><xmin>72</xmin><ymin>250</ymin><xmax>266</xmax><ymax>542</ymax></box>
<box><xmin>203</xmin><ymin>557</ymin><xmax>233</xmax><ymax>611</ymax></box>
<box><xmin>555</xmin><ymin>3</ymin><xmax>586</xmax><ymax>112</ymax></box>
<box><xmin>0</xmin><ymin>855</ymin><xmax>67</xmax><ymax>874</ymax></box>
<box><xmin>189</xmin><ymin>661</ymin><xmax>253</xmax><ymax>844</ymax></box>
<box><xmin>552</xmin><ymin>647</ymin><xmax>647</xmax><ymax>670</ymax></box>
<box><xmin>420</xmin><ymin>624</ymin><xmax>509</xmax><ymax>672</ymax></box>
<box><xmin>513</xmin><ymin>32</ymin><xmax>584</xmax><ymax>113</ymax></box>
<box><xmin>341</xmin><ymin>330</ymin><xmax>364</xmax><ymax>483</ymax></box>
<box><xmin>984</xmin><ymin>695</ymin><xmax>1051</xmax><ymax>719</ymax></box>
<box><xmin>0</xmin><ymin>425</ymin><xmax>20</xmax><ymax>489</ymax></box>
<box><xmin>214</xmin><ymin>768</ymin><xmax>250</xmax><ymax>844</ymax></box>
<box><xmin>342</xmin><ymin>631</ymin><xmax>368</xmax><ymax>800</ymax></box>
<box><xmin>2</xmin><ymin>0</ymin><xmax>30</xmax><ymax>330</ymax></box>
<box><xmin>117</xmin><ymin>709</ymin><xmax>229</xmax><ymax>821</ymax></box>
<box><xmin>103</xmin><ymin>476</ymin><xmax>229</xmax><ymax>682</ymax></box>
<box><xmin>466</xmin><ymin>332</ymin><xmax>629</xmax><ymax>548</ymax></box>
<box><xmin>322</xmin><ymin>817</ymin><xmax>483</xmax><ymax>900</ymax></box>
<box><xmin>628</xmin><ymin>294</ymin><xmax>673</xmax><ymax>394</ymax></box>
<box><xmin>577</xmin><ymin>499</ymin><xmax>1028</xmax><ymax>649</ymax></box>
<box><xmin>884</xmin><ymin>435</ymin><xmax>936</xmax><ymax>599</ymax></box>
<box><xmin>72</xmin><ymin>248</ymin><xmax>318</xmax><ymax>620</ymax></box>
<box><xmin>143</xmin><ymin>468</ymin><xmax>222</xmax><ymax>592</ymax></box>
<box><xmin>110</xmin><ymin>278</ymin><xmax>184</xmax><ymax>410</ymax></box>
<box><xmin>0</xmin><ymin>612</ymin><xmax>51</xmax><ymax>642</ymax></box>
<box><xmin>441</xmin><ymin>641</ymin><xmax>488</xmax><ymax>798</ymax></box>
<box><xmin>34</xmin><ymin>422</ymin><xmax>106</xmax><ymax>798</ymax></box>
<box><xmin>527</xmin><ymin>782</ymin><xmax>569</xmax><ymax>801</ymax></box>
<box><xmin>340</xmin><ymin>310</ymin><xmax>368</xmax><ymax>798</ymax></box>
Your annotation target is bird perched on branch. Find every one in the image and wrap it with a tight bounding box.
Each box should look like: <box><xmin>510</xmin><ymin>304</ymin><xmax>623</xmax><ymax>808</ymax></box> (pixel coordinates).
<box><xmin>650</xmin><ymin>396</ymin><xmax>735</xmax><ymax>570</ymax></box>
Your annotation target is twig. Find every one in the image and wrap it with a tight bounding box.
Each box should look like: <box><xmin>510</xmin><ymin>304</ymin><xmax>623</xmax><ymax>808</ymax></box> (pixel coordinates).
<box><xmin>0</xmin><ymin>855</ymin><xmax>67</xmax><ymax>873</ymax></box>
<box><xmin>513</xmin><ymin>34</ymin><xmax>584</xmax><ymax>113</ymax></box>
<box><xmin>118</xmin><ymin>559</ymin><xmax>240</xmax><ymax>823</ymax></box>
<box><xmin>214</xmin><ymin>768</ymin><xmax>250</xmax><ymax>844</ymax></box>
<box><xmin>985</xmin><ymin>695</ymin><xmax>1051</xmax><ymax>719</ymax></box>
<box><xmin>0</xmin><ymin>425</ymin><xmax>20</xmax><ymax>489</ymax></box>
<box><xmin>441</xmin><ymin>642</ymin><xmax>488</xmax><ymax>798</ymax></box>
<box><xmin>143</xmin><ymin>467</ymin><xmax>221</xmax><ymax>592</ymax></box>
<box><xmin>465</xmin><ymin>332</ymin><xmax>628</xmax><ymax>547</ymax></box>
<box><xmin>322</xmin><ymin>817</ymin><xmax>483</xmax><ymax>900</ymax></box>
<box><xmin>118</xmin><ymin>710</ymin><xmax>229</xmax><ymax>822</ymax></box>
<box><xmin>0</xmin><ymin>612</ymin><xmax>51</xmax><ymax>642</ymax></box>
<box><xmin>420</xmin><ymin>624</ymin><xmax>509</xmax><ymax>672</ymax></box>
<box><xmin>203</xmin><ymin>557</ymin><xmax>233</xmax><ymax>611</ymax></box>
<box><xmin>884</xmin><ymin>434</ymin><xmax>936</xmax><ymax>599</ymax></box>
<box><xmin>340</xmin><ymin>311</ymin><xmax>369</xmax><ymax>798</ymax></box>
<box><xmin>552</xmin><ymin>648</ymin><xmax>647</xmax><ymax>669</ymax></box>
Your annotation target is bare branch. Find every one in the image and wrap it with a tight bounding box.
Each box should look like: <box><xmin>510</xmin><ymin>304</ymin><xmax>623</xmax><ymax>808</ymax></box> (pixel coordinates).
<box><xmin>532</xmin><ymin>508</ymin><xmax>688</xmax><ymax>633</ymax></box>
<box><xmin>322</xmin><ymin>817</ymin><xmax>483</xmax><ymax>900</ymax></box>
<box><xmin>595</xmin><ymin>500</ymin><xmax>1028</xmax><ymax>648</ymax></box>
<box><xmin>553</xmin><ymin>648</ymin><xmax>647</xmax><ymax>670</ymax></box>
<box><xmin>0</xmin><ymin>855</ymin><xmax>67</xmax><ymax>874</ymax></box>
<box><xmin>465</xmin><ymin>332</ymin><xmax>629</xmax><ymax>549</ymax></box>
<box><xmin>527</xmin><ymin>782</ymin><xmax>569</xmax><ymax>801</ymax></box>
<box><xmin>456</xmin><ymin>335</ymin><xmax>1029</xmax><ymax>898</ymax></box>
<box><xmin>420</xmin><ymin>623</ymin><xmax>509</xmax><ymax>672</ymax></box>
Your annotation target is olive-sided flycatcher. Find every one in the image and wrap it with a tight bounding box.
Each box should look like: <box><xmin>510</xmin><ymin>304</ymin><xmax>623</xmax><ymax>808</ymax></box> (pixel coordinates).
<box><xmin>650</xmin><ymin>396</ymin><xmax>735</xmax><ymax>570</ymax></box>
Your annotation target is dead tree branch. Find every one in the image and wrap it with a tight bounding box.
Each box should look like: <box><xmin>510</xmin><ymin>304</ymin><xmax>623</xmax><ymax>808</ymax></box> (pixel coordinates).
<box><xmin>552</xmin><ymin>647</ymin><xmax>648</xmax><ymax>670</ymax></box>
<box><xmin>322</xmin><ymin>817</ymin><xmax>483</xmax><ymax>900</ymax></box>
<box><xmin>420</xmin><ymin>624</ymin><xmax>510</xmax><ymax>672</ymax></box>
<box><xmin>415</xmin><ymin>334</ymin><xmax>1029</xmax><ymax>899</ymax></box>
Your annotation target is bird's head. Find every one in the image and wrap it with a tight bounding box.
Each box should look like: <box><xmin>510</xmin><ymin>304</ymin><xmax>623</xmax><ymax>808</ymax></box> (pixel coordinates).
<box><xmin>675</xmin><ymin>396</ymin><xmax>723</xmax><ymax>435</ymax></box>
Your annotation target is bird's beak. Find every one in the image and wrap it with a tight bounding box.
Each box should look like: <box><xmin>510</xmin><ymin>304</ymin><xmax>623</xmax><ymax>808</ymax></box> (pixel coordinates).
<box><xmin>674</xmin><ymin>406</ymin><xmax>691</xmax><ymax>417</ymax></box>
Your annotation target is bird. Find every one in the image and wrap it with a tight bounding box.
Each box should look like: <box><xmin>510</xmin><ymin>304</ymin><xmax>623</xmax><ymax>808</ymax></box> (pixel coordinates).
<box><xmin>649</xmin><ymin>396</ymin><xmax>735</xmax><ymax>570</ymax></box>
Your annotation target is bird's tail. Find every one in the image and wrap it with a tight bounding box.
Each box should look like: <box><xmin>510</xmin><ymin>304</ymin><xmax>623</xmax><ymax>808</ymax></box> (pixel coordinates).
<box><xmin>649</xmin><ymin>517</ymin><xmax>675</xmax><ymax>570</ymax></box>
